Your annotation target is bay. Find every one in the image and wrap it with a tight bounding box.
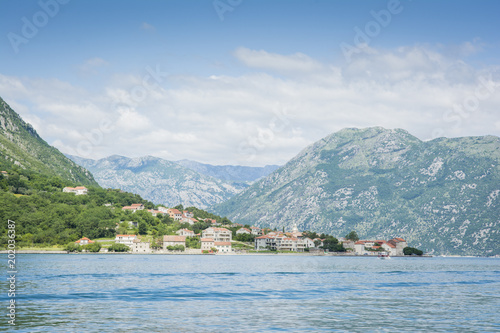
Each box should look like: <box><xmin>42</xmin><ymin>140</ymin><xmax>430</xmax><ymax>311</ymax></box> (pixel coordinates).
<box><xmin>1</xmin><ymin>254</ymin><xmax>499</xmax><ymax>332</ymax></box>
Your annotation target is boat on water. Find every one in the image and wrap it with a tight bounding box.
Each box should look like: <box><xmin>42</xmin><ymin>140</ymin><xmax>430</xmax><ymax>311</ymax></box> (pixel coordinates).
<box><xmin>378</xmin><ymin>251</ymin><xmax>390</xmax><ymax>259</ymax></box>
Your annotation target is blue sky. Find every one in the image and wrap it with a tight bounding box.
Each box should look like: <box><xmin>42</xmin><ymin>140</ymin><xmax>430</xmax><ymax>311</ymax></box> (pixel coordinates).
<box><xmin>1</xmin><ymin>0</ymin><xmax>499</xmax><ymax>166</ymax></box>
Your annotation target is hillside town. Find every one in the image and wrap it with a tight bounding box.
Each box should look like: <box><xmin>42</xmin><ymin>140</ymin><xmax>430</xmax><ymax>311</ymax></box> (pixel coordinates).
<box><xmin>68</xmin><ymin>192</ymin><xmax>412</xmax><ymax>256</ymax></box>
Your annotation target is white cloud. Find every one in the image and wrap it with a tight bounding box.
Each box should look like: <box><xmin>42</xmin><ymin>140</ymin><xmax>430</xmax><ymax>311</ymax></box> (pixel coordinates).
<box><xmin>234</xmin><ymin>47</ymin><xmax>324</xmax><ymax>74</ymax></box>
<box><xmin>1</xmin><ymin>44</ymin><xmax>499</xmax><ymax>166</ymax></box>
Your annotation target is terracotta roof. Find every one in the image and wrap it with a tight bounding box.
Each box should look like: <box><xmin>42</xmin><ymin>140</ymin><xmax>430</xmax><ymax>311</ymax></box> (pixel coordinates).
<box><xmin>201</xmin><ymin>238</ymin><xmax>214</xmax><ymax>242</ymax></box>
<box><xmin>205</xmin><ymin>227</ymin><xmax>230</xmax><ymax>232</ymax></box>
<box><xmin>76</xmin><ymin>237</ymin><xmax>94</xmax><ymax>244</ymax></box>
<box><xmin>214</xmin><ymin>242</ymin><xmax>231</xmax><ymax>246</ymax></box>
<box><xmin>163</xmin><ymin>235</ymin><xmax>186</xmax><ymax>242</ymax></box>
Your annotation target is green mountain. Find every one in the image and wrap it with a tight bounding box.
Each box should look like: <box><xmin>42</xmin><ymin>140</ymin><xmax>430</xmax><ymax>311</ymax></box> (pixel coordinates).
<box><xmin>0</xmin><ymin>97</ymin><xmax>97</xmax><ymax>186</ymax></box>
<box><xmin>66</xmin><ymin>154</ymin><xmax>249</xmax><ymax>208</ymax></box>
<box><xmin>213</xmin><ymin>127</ymin><xmax>500</xmax><ymax>256</ymax></box>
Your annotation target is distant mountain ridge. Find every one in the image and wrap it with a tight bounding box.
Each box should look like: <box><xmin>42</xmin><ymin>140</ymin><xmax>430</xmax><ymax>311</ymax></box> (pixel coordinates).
<box><xmin>0</xmin><ymin>97</ymin><xmax>97</xmax><ymax>186</ymax></box>
<box><xmin>176</xmin><ymin>159</ymin><xmax>280</xmax><ymax>183</ymax></box>
<box><xmin>67</xmin><ymin>154</ymin><xmax>269</xmax><ymax>208</ymax></box>
<box><xmin>213</xmin><ymin>127</ymin><xmax>500</xmax><ymax>256</ymax></box>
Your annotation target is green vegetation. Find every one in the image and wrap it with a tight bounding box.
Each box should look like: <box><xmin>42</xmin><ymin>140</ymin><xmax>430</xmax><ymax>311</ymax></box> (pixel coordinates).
<box><xmin>185</xmin><ymin>236</ymin><xmax>201</xmax><ymax>249</ymax></box>
<box><xmin>0</xmin><ymin>169</ymin><xmax>157</xmax><ymax>248</ymax></box>
<box><xmin>234</xmin><ymin>233</ymin><xmax>255</xmax><ymax>242</ymax></box>
<box><xmin>403</xmin><ymin>247</ymin><xmax>423</xmax><ymax>256</ymax></box>
<box><xmin>84</xmin><ymin>242</ymin><xmax>102</xmax><ymax>253</ymax></box>
<box><xmin>231</xmin><ymin>242</ymin><xmax>253</xmax><ymax>250</ymax></box>
<box><xmin>108</xmin><ymin>243</ymin><xmax>130</xmax><ymax>252</ymax></box>
<box><xmin>320</xmin><ymin>235</ymin><xmax>346</xmax><ymax>252</ymax></box>
<box><xmin>345</xmin><ymin>230</ymin><xmax>359</xmax><ymax>241</ymax></box>
<box><xmin>64</xmin><ymin>243</ymin><xmax>82</xmax><ymax>252</ymax></box>
<box><xmin>166</xmin><ymin>245</ymin><xmax>185</xmax><ymax>251</ymax></box>
<box><xmin>0</xmin><ymin>97</ymin><xmax>97</xmax><ymax>186</ymax></box>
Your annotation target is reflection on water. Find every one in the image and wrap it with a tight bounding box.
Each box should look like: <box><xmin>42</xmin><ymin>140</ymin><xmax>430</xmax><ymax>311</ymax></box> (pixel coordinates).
<box><xmin>1</xmin><ymin>255</ymin><xmax>499</xmax><ymax>332</ymax></box>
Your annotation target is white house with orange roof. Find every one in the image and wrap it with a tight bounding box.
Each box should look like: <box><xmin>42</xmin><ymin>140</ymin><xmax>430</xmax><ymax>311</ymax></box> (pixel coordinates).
<box><xmin>255</xmin><ymin>235</ymin><xmax>275</xmax><ymax>250</ymax></box>
<box><xmin>250</xmin><ymin>226</ymin><xmax>262</xmax><ymax>235</ymax></box>
<box><xmin>214</xmin><ymin>241</ymin><xmax>232</xmax><ymax>253</ymax></box>
<box><xmin>75</xmin><ymin>237</ymin><xmax>94</xmax><ymax>245</ymax></box>
<box><xmin>341</xmin><ymin>239</ymin><xmax>355</xmax><ymax>251</ymax></box>
<box><xmin>236</xmin><ymin>227</ymin><xmax>251</xmax><ymax>235</ymax></box>
<box><xmin>63</xmin><ymin>186</ymin><xmax>88</xmax><ymax>195</ymax></box>
<box><xmin>122</xmin><ymin>204</ymin><xmax>144</xmax><ymax>212</ymax></box>
<box><xmin>163</xmin><ymin>235</ymin><xmax>186</xmax><ymax>249</ymax></box>
<box><xmin>183</xmin><ymin>211</ymin><xmax>194</xmax><ymax>218</ymax></box>
<box><xmin>353</xmin><ymin>238</ymin><xmax>407</xmax><ymax>255</ymax></box>
<box><xmin>115</xmin><ymin>234</ymin><xmax>138</xmax><ymax>246</ymax></box>
<box><xmin>202</xmin><ymin>227</ymin><xmax>232</xmax><ymax>242</ymax></box>
<box><xmin>387</xmin><ymin>238</ymin><xmax>407</xmax><ymax>256</ymax></box>
<box><xmin>313</xmin><ymin>238</ymin><xmax>325</xmax><ymax>248</ymax></box>
<box><xmin>254</xmin><ymin>229</ymin><xmax>314</xmax><ymax>252</ymax></box>
<box><xmin>176</xmin><ymin>229</ymin><xmax>195</xmax><ymax>237</ymax></box>
<box><xmin>200</xmin><ymin>238</ymin><xmax>215</xmax><ymax>251</ymax></box>
<box><xmin>148</xmin><ymin>209</ymin><xmax>165</xmax><ymax>217</ymax></box>
<box><xmin>167</xmin><ymin>208</ymin><xmax>183</xmax><ymax>221</ymax></box>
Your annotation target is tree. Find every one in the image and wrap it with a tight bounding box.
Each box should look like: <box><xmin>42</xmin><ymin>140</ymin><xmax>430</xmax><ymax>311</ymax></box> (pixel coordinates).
<box><xmin>138</xmin><ymin>222</ymin><xmax>147</xmax><ymax>235</ymax></box>
<box><xmin>403</xmin><ymin>247</ymin><xmax>423</xmax><ymax>256</ymax></box>
<box><xmin>345</xmin><ymin>230</ymin><xmax>359</xmax><ymax>241</ymax></box>
<box><xmin>109</xmin><ymin>243</ymin><xmax>129</xmax><ymax>252</ymax></box>
<box><xmin>85</xmin><ymin>242</ymin><xmax>102</xmax><ymax>252</ymax></box>
<box><xmin>64</xmin><ymin>242</ymin><xmax>81</xmax><ymax>252</ymax></box>
<box><xmin>321</xmin><ymin>235</ymin><xmax>346</xmax><ymax>252</ymax></box>
<box><xmin>235</xmin><ymin>233</ymin><xmax>255</xmax><ymax>242</ymax></box>
<box><xmin>150</xmin><ymin>239</ymin><xmax>160</xmax><ymax>249</ymax></box>
<box><xmin>186</xmin><ymin>236</ymin><xmax>201</xmax><ymax>249</ymax></box>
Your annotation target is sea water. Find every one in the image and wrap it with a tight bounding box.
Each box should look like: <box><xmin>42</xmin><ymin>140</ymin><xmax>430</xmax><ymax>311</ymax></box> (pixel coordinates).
<box><xmin>1</xmin><ymin>254</ymin><xmax>499</xmax><ymax>332</ymax></box>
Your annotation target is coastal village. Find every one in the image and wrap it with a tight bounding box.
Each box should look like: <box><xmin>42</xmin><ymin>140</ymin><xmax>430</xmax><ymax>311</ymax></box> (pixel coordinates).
<box><xmin>66</xmin><ymin>186</ymin><xmax>410</xmax><ymax>256</ymax></box>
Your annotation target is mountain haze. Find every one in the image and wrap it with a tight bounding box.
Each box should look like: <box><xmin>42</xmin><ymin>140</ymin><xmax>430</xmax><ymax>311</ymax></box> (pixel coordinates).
<box><xmin>67</xmin><ymin>154</ymin><xmax>249</xmax><ymax>208</ymax></box>
<box><xmin>176</xmin><ymin>159</ymin><xmax>280</xmax><ymax>183</ymax></box>
<box><xmin>214</xmin><ymin>127</ymin><xmax>500</xmax><ymax>256</ymax></box>
<box><xmin>0</xmin><ymin>97</ymin><xmax>97</xmax><ymax>186</ymax></box>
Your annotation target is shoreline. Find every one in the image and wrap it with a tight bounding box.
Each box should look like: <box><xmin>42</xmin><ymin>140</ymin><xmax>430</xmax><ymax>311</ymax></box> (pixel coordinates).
<box><xmin>0</xmin><ymin>250</ymin><xmax>436</xmax><ymax>257</ymax></box>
